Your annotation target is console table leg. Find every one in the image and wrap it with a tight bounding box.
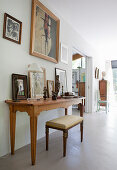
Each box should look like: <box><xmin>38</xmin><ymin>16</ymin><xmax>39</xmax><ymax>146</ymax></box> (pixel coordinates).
<box><xmin>10</xmin><ymin>106</ymin><xmax>16</xmax><ymax>155</ymax></box>
<box><xmin>30</xmin><ymin>116</ymin><xmax>37</xmax><ymax>165</ymax></box>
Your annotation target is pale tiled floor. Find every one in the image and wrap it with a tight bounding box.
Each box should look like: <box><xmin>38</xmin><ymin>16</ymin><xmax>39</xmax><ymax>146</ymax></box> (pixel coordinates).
<box><xmin>0</xmin><ymin>107</ymin><xmax>117</xmax><ymax>170</ymax></box>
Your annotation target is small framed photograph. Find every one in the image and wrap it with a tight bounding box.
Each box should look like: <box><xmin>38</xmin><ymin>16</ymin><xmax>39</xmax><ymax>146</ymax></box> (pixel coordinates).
<box><xmin>61</xmin><ymin>43</ymin><xmax>68</xmax><ymax>64</ymax></box>
<box><xmin>47</xmin><ymin>80</ymin><xmax>54</xmax><ymax>98</ymax></box>
<box><xmin>3</xmin><ymin>13</ymin><xmax>22</xmax><ymax>44</ymax></box>
<box><xmin>12</xmin><ymin>74</ymin><xmax>27</xmax><ymax>101</ymax></box>
<box><xmin>95</xmin><ymin>67</ymin><xmax>99</xmax><ymax>79</ymax></box>
<box><xmin>55</xmin><ymin>68</ymin><xmax>67</xmax><ymax>94</ymax></box>
<box><xmin>28</xmin><ymin>68</ymin><xmax>46</xmax><ymax>98</ymax></box>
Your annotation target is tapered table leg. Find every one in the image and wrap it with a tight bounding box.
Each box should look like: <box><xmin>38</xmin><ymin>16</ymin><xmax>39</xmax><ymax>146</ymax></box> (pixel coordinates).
<box><xmin>30</xmin><ymin>115</ymin><xmax>37</xmax><ymax>165</ymax></box>
<box><xmin>10</xmin><ymin>105</ymin><xmax>16</xmax><ymax>155</ymax></box>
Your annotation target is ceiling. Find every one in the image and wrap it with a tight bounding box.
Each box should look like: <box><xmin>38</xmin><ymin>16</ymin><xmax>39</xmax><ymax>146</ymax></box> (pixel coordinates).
<box><xmin>44</xmin><ymin>0</ymin><xmax>117</xmax><ymax>60</ymax></box>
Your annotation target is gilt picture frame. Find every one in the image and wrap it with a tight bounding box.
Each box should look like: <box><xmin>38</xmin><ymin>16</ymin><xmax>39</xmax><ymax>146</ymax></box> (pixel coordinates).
<box><xmin>28</xmin><ymin>68</ymin><xmax>46</xmax><ymax>98</ymax></box>
<box><xmin>3</xmin><ymin>13</ymin><xmax>22</xmax><ymax>44</ymax></box>
<box><xmin>30</xmin><ymin>0</ymin><xmax>60</xmax><ymax>63</ymax></box>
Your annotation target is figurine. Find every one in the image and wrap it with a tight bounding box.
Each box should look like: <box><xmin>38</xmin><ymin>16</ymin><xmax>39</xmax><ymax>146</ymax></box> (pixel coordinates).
<box><xmin>55</xmin><ymin>75</ymin><xmax>60</xmax><ymax>96</ymax></box>
<box><xmin>43</xmin><ymin>87</ymin><xmax>47</xmax><ymax>100</ymax></box>
<box><xmin>52</xmin><ymin>91</ymin><xmax>57</xmax><ymax>100</ymax></box>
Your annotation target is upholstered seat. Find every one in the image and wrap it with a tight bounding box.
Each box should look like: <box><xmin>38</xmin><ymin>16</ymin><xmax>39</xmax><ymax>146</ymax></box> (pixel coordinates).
<box><xmin>45</xmin><ymin>115</ymin><xmax>84</xmax><ymax>157</ymax></box>
<box><xmin>46</xmin><ymin>115</ymin><xmax>83</xmax><ymax>129</ymax></box>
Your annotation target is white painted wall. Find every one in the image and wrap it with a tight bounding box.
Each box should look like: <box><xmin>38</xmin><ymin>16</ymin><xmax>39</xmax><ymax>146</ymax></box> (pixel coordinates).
<box><xmin>0</xmin><ymin>0</ymin><xmax>103</xmax><ymax>157</ymax></box>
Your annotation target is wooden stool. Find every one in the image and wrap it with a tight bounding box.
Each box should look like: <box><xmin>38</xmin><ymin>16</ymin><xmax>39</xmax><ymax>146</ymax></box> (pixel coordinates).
<box><xmin>45</xmin><ymin>115</ymin><xmax>84</xmax><ymax>157</ymax></box>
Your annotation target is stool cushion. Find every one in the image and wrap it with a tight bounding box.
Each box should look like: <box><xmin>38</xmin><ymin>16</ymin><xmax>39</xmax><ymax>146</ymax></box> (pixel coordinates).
<box><xmin>46</xmin><ymin>115</ymin><xmax>83</xmax><ymax>130</ymax></box>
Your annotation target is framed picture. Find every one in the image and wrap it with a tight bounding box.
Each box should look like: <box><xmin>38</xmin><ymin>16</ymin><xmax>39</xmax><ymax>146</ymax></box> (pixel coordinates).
<box><xmin>61</xmin><ymin>43</ymin><xmax>68</xmax><ymax>64</ymax></box>
<box><xmin>47</xmin><ymin>80</ymin><xmax>54</xmax><ymax>97</ymax></box>
<box><xmin>12</xmin><ymin>74</ymin><xmax>27</xmax><ymax>101</ymax></box>
<box><xmin>55</xmin><ymin>68</ymin><xmax>67</xmax><ymax>94</ymax></box>
<box><xmin>28</xmin><ymin>68</ymin><xmax>46</xmax><ymax>98</ymax></box>
<box><xmin>3</xmin><ymin>13</ymin><xmax>22</xmax><ymax>44</ymax></box>
<box><xmin>30</xmin><ymin>0</ymin><xmax>60</xmax><ymax>63</ymax></box>
<box><xmin>95</xmin><ymin>67</ymin><xmax>99</xmax><ymax>79</ymax></box>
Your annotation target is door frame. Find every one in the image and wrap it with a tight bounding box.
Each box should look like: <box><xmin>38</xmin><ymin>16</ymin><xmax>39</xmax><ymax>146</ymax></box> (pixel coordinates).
<box><xmin>72</xmin><ymin>47</ymin><xmax>93</xmax><ymax>113</ymax></box>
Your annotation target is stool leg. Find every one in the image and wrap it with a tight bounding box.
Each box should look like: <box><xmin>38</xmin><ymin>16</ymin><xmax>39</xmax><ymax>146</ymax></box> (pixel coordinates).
<box><xmin>81</xmin><ymin>121</ymin><xmax>83</xmax><ymax>142</ymax></box>
<box><xmin>46</xmin><ymin>126</ymin><xmax>49</xmax><ymax>151</ymax></box>
<box><xmin>63</xmin><ymin>130</ymin><xmax>68</xmax><ymax>157</ymax></box>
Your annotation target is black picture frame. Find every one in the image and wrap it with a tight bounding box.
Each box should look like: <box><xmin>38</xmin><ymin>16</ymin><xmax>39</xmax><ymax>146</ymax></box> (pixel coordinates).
<box><xmin>55</xmin><ymin>68</ymin><xmax>67</xmax><ymax>94</ymax></box>
<box><xmin>12</xmin><ymin>74</ymin><xmax>27</xmax><ymax>101</ymax></box>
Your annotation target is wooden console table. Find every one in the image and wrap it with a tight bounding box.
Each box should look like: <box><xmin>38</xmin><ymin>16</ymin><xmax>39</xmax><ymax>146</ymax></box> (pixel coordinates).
<box><xmin>5</xmin><ymin>97</ymin><xmax>85</xmax><ymax>165</ymax></box>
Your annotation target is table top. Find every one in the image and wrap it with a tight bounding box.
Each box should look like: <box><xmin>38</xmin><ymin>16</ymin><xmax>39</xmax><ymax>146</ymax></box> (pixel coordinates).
<box><xmin>5</xmin><ymin>97</ymin><xmax>85</xmax><ymax>106</ymax></box>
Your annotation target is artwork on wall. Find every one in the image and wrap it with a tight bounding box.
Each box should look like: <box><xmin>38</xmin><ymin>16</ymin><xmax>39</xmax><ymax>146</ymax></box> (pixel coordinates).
<box><xmin>3</xmin><ymin>13</ymin><xmax>22</xmax><ymax>44</ymax></box>
<box><xmin>61</xmin><ymin>43</ymin><xmax>68</xmax><ymax>64</ymax></box>
<box><xmin>55</xmin><ymin>68</ymin><xmax>67</xmax><ymax>94</ymax></box>
<box><xmin>30</xmin><ymin>0</ymin><xmax>60</xmax><ymax>63</ymax></box>
<box><xmin>95</xmin><ymin>67</ymin><xmax>99</xmax><ymax>79</ymax></box>
<box><xmin>47</xmin><ymin>80</ymin><xmax>54</xmax><ymax>98</ymax></box>
<box><xmin>12</xmin><ymin>74</ymin><xmax>27</xmax><ymax>101</ymax></box>
<box><xmin>28</xmin><ymin>68</ymin><xmax>46</xmax><ymax>98</ymax></box>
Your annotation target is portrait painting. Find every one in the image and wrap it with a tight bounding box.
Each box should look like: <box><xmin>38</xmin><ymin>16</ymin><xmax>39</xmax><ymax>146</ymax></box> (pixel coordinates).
<box><xmin>30</xmin><ymin>0</ymin><xmax>60</xmax><ymax>63</ymax></box>
<box><xmin>17</xmin><ymin>79</ymin><xmax>24</xmax><ymax>96</ymax></box>
<box><xmin>3</xmin><ymin>13</ymin><xmax>22</xmax><ymax>44</ymax></box>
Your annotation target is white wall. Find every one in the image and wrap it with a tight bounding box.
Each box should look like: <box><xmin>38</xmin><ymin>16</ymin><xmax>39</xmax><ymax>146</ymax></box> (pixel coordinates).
<box><xmin>0</xmin><ymin>0</ymin><xmax>102</xmax><ymax>157</ymax></box>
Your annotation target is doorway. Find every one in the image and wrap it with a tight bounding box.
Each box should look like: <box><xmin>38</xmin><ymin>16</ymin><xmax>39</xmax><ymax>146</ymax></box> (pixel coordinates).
<box><xmin>72</xmin><ymin>48</ymin><xmax>93</xmax><ymax>113</ymax></box>
<box><xmin>72</xmin><ymin>54</ymin><xmax>85</xmax><ymax>97</ymax></box>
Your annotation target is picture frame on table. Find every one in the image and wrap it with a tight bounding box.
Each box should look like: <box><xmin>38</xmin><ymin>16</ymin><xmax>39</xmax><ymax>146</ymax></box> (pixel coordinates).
<box><xmin>12</xmin><ymin>74</ymin><xmax>27</xmax><ymax>101</ymax></box>
<box><xmin>3</xmin><ymin>13</ymin><xmax>22</xmax><ymax>44</ymax></box>
<box><xmin>47</xmin><ymin>80</ymin><xmax>54</xmax><ymax>98</ymax></box>
<box><xmin>95</xmin><ymin>67</ymin><xmax>99</xmax><ymax>79</ymax></box>
<box><xmin>30</xmin><ymin>0</ymin><xmax>60</xmax><ymax>63</ymax></box>
<box><xmin>60</xmin><ymin>43</ymin><xmax>68</xmax><ymax>64</ymax></box>
<box><xmin>28</xmin><ymin>68</ymin><xmax>46</xmax><ymax>98</ymax></box>
<box><xmin>55</xmin><ymin>68</ymin><xmax>67</xmax><ymax>94</ymax></box>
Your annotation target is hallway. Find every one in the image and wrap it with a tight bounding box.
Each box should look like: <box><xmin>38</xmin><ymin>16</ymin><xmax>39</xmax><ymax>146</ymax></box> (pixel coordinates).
<box><xmin>0</xmin><ymin>107</ymin><xmax>117</xmax><ymax>170</ymax></box>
